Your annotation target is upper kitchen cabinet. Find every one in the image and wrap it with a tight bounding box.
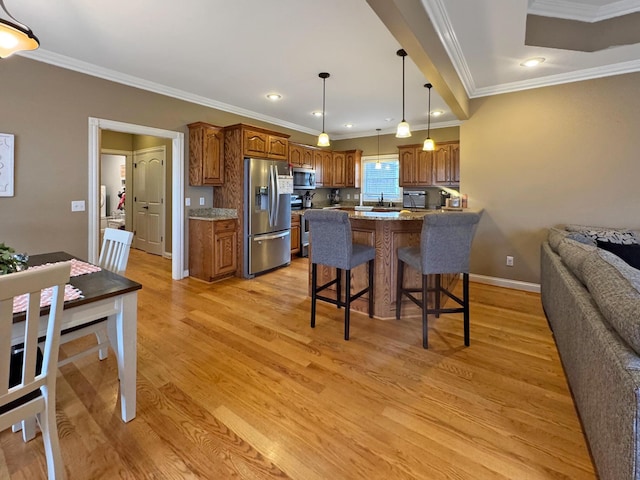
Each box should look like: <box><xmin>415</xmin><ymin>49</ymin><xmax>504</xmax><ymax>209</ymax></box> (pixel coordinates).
<box><xmin>332</xmin><ymin>151</ymin><xmax>346</xmax><ymax>187</ymax></box>
<box><xmin>289</xmin><ymin>143</ymin><xmax>315</xmax><ymax>168</ymax></box>
<box><xmin>432</xmin><ymin>142</ymin><xmax>460</xmax><ymax>186</ymax></box>
<box><xmin>188</xmin><ymin>122</ymin><xmax>224</xmax><ymax>186</ymax></box>
<box><xmin>398</xmin><ymin>144</ymin><xmax>432</xmax><ymax>187</ymax></box>
<box><xmin>241</xmin><ymin>126</ymin><xmax>289</xmax><ymax>160</ymax></box>
<box><xmin>344</xmin><ymin>149</ymin><xmax>361</xmax><ymax>188</ymax></box>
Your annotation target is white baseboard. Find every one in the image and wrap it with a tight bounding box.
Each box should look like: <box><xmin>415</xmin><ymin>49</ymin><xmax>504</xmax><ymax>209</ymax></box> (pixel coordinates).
<box><xmin>163</xmin><ymin>251</ymin><xmax>172</xmax><ymax>259</ymax></box>
<box><xmin>183</xmin><ymin>269</ymin><xmax>189</xmax><ymax>278</ymax></box>
<box><xmin>469</xmin><ymin>273</ymin><xmax>540</xmax><ymax>293</ymax></box>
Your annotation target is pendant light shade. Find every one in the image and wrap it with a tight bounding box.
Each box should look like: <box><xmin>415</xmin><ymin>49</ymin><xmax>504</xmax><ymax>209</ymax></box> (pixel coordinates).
<box><xmin>375</xmin><ymin>128</ymin><xmax>382</xmax><ymax>169</ymax></box>
<box><xmin>317</xmin><ymin>72</ymin><xmax>330</xmax><ymax>147</ymax></box>
<box><xmin>0</xmin><ymin>0</ymin><xmax>39</xmax><ymax>58</ymax></box>
<box><xmin>395</xmin><ymin>49</ymin><xmax>411</xmax><ymax>138</ymax></box>
<box><xmin>422</xmin><ymin>83</ymin><xmax>435</xmax><ymax>151</ymax></box>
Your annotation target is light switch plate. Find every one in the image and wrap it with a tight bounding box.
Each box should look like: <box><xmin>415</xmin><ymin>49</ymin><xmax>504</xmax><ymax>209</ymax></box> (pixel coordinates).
<box><xmin>199</xmin><ymin>197</ymin><xmax>205</xmax><ymax>206</ymax></box>
<box><xmin>71</xmin><ymin>200</ymin><xmax>85</xmax><ymax>212</ymax></box>
<box><xmin>185</xmin><ymin>197</ymin><xmax>191</xmax><ymax>206</ymax></box>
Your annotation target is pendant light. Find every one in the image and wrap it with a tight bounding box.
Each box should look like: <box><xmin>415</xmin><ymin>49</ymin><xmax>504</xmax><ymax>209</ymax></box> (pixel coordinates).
<box><xmin>0</xmin><ymin>0</ymin><xmax>39</xmax><ymax>58</ymax></box>
<box><xmin>375</xmin><ymin>128</ymin><xmax>382</xmax><ymax>169</ymax></box>
<box><xmin>317</xmin><ymin>72</ymin><xmax>330</xmax><ymax>147</ymax></box>
<box><xmin>422</xmin><ymin>83</ymin><xmax>435</xmax><ymax>151</ymax></box>
<box><xmin>395</xmin><ymin>49</ymin><xmax>411</xmax><ymax>138</ymax></box>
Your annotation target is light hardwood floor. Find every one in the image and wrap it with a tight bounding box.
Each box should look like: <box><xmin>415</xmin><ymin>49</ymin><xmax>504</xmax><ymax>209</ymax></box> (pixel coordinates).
<box><xmin>0</xmin><ymin>249</ymin><xmax>596</xmax><ymax>479</ymax></box>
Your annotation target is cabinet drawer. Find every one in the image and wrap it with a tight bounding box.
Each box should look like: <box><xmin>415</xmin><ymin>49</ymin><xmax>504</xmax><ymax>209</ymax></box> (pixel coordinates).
<box><xmin>214</xmin><ymin>219</ymin><xmax>236</xmax><ymax>233</ymax></box>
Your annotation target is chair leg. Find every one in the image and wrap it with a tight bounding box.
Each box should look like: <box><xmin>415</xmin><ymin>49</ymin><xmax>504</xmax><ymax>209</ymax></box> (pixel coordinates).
<box><xmin>96</xmin><ymin>329</ymin><xmax>109</xmax><ymax>360</ymax></box>
<box><xmin>21</xmin><ymin>417</ymin><xmax>37</xmax><ymax>442</ymax></box>
<box><xmin>396</xmin><ymin>258</ymin><xmax>404</xmax><ymax>320</ymax></box>
<box><xmin>344</xmin><ymin>270</ymin><xmax>351</xmax><ymax>340</ymax></box>
<box><xmin>435</xmin><ymin>274</ymin><xmax>441</xmax><ymax>318</ymax></box>
<box><xmin>368</xmin><ymin>259</ymin><xmax>374</xmax><ymax>318</ymax></box>
<box><xmin>422</xmin><ymin>274</ymin><xmax>429</xmax><ymax>349</ymax></box>
<box><xmin>463</xmin><ymin>272</ymin><xmax>470</xmax><ymax>346</ymax></box>
<box><xmin>311</xmin><ymin>263</ymin><xmax>317</xmax><ymax>328</ymax></box>
<box><xmin>39</xmin><ymin>389</ymin><xmax>65</xmax><ymax>479</ymax></box>
<box><xmin>336</xmin><ymin>268</ymin><xmax>342</xmax><ymax>309</ymax></box>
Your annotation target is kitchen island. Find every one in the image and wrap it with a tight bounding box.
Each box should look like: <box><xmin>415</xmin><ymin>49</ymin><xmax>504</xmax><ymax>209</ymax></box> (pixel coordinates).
<box><xmin>307</xmin><ymin>208</ymin><xmax>470</xmax><ymax>319</ymax></box>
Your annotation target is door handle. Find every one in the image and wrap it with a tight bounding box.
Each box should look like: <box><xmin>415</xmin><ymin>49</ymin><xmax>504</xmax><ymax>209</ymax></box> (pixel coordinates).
<box><xmin>142</xmin><ymin>206</ymin><xmax>149</xmax><ymax>209</ymax></box>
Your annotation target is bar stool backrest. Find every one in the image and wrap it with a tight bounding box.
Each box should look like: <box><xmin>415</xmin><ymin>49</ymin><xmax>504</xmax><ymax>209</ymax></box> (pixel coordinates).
<box><xmin>420</xmin><ymin>212</ymin><xmax>481</xmax><ymax>274</ymax></box>
<box><xmin>304</xmin><ymin>210</ymin><xmax>352</xmax><ymax>270</ymax></box>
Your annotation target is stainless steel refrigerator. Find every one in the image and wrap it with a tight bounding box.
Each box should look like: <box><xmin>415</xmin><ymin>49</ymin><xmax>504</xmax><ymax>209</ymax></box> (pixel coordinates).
<box><xmin>244</xmin><ymin>157</ymin><xmax>291</xmax><ymax>278</ymax></box>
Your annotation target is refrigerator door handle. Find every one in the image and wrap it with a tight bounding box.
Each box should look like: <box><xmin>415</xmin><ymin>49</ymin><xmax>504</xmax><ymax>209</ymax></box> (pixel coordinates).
<box><xmin>273</xmin><ymin>165</ymin><xmax>281</xmax><ymax>224</ymax></box>
<box><xmin>268</xmin><ymin>164</ymin><xmax>276</xmax><ymax>227</ymax></box>
<box><xmin>253</xmin><ymin>231</ymin><xmax>290</xmax><ymax>241</ymax></box>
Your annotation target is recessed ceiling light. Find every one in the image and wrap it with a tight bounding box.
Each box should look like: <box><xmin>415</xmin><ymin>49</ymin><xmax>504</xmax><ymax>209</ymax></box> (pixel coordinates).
<box><xmin>430</xmin><ymin>110</ymin><xmax>444</xmax><ymax>117</ymax></box>
<box><xmin>344</xmin><ymin>123</ymin><xmax>353</xmax><ymax>128</ymax></box>
<box><xmin>311</xmin><ymin>111</ymin><xmax>323</xmax><ymax>117</ymax></box>
<box><xmin>384</xmin><ymin>118</ymin><xmax>394</xmax><ymax>122</ymax></box>
<box><xmin>520</xmin><ymin>57</ymin><xmax>545</xmax><ymax>67</ymax></box>
<box><xmin>266</xmin><ymin>93</ymin><xmax>281</xmax><ymax>101</ymax></box>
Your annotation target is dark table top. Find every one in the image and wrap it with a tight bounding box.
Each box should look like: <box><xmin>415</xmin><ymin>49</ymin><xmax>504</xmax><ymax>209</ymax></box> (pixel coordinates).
<box><xmin>13</xmin><ymin>251</ymin><xmax>142</xmax><ymax>324</ymax></box>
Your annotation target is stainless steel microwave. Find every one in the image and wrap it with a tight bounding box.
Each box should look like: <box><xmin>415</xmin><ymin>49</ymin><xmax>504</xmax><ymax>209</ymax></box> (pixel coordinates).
<box><xmin>292</xmin><ymin>167</ymin><xmax>316</xmax><ymax>190</ymax></box>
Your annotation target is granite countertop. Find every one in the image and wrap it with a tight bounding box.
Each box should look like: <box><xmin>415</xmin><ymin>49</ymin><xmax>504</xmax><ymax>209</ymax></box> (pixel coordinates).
<box><xmin>298</xmin><ymin>207</ymin><xmax>481</xmax><ymax>221</ymax></box>
<box><xmin>188</xmin><ymin>208</ymin><xmax>238</xmax><ymax>221</ymax></box>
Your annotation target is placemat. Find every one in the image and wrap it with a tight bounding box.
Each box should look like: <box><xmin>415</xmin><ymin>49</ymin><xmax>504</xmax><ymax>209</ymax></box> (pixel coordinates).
<box><xmin>12</xmin><ymin>284</ymin><xmax>84</xmax><ymax>314</ymax></box>
<box><xmin>28</xmin><ymin>258</ymin><xmax>102</xmax><ymax>277</ymax></box>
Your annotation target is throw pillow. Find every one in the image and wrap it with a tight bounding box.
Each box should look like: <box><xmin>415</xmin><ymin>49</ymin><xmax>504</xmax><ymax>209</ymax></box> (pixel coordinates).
<box><xmin>566</xmin><ymin>224</ymin><xmax>639</xmax><ymax>245</ymax></box>
<box><xmin>597</xmin><ymin>241</ymin><xmax>640</xmax><ymax>270</ymax></box>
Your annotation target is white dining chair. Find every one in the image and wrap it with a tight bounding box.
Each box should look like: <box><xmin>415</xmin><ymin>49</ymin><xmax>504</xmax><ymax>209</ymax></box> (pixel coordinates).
<box><xmin>1</xmin><ymin>262</ymin><xmax>71</xmax><ymax>480</ymax></box>
<box><xmin>57</xmin><ymin>228</ymin><xmax>134</xmax><ymax>367</ymax></box>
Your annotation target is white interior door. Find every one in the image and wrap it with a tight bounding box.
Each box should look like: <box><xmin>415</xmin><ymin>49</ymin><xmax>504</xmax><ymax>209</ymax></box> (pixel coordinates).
<box><xmin>133</xmin><ymin>147</ymin><xmax>165</xmax><ymax>255</ymax></box>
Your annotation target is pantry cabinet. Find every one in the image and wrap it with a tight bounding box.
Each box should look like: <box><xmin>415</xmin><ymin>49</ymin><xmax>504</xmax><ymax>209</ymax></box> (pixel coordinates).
<box><xmin>188</xmin><ymin>122</ymin><xmax>224</xmax><ymax>186</ymax></box>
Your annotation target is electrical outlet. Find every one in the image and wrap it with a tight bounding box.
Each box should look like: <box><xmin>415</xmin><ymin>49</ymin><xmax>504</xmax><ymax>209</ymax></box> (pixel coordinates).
<box><xmin>185</xmin><ymin>197</ymin><xmax>191</xmax><ymax>206</ymax></box>
<box><xmin>71</xmin><ymin>200</ymin><xmax>85</xmax><ymax>212</ymax></box>
<box><xmin>355</xmin><ymin>194</ymin><xmax>359</xmax><ymax>200</ymax></box>
<box><xmin>506</xmin><ymin>255</ymin><xmax>514</xmax><ymax>267</ymax></box>
<box><xmin>199</xmin><ymin>197</ymin><xmax>205</xmax><ymax>206</ymax></box>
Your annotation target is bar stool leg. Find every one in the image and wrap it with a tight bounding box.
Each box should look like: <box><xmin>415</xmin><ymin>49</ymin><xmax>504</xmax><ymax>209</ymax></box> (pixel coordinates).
<box><xmin>368</xmin><ymin>259</ymin><xmax>374</xmax><ymax>318</ymax></box>
<box><xmin>396</xmin><ymin>258</ymin><xmax>404</xmax><ymax>320</ymax></box>
<box><xmin>336</xmin><ymin>268</ymin><xmax>342</xmax><ymax>309</ymax></box>
<box><xmin>463</xmin><ymin>272</ymin><xmax>470</xmax><ymax>346</ymax></box>
<box><xmin>311</xmin><ymin>263</ymin><xmax>317</xmax><ymax>328</ymax></box>
<box><xmin>435</xmin><ymin>274</ymin><xmax>441</xmax><ymax>318</ymax></box>
<box><xmin>344</xmin><ymin>270</ymin><xmax>351</xmax><ymax>340</ymax></box>
<box><xmin>422</xmin><ymin>273</ymin><xmax>429</xmax><ymax>349</ymax></box>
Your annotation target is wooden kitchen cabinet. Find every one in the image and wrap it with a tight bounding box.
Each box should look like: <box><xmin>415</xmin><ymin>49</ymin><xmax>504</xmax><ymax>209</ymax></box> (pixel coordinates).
<box><xmin>188</xmin><ymin>122</ymin><xmax>224</xmax><ymax>186</ymax></box>
<box><xmin>398</xmin><ymin>144</ymin><xmax>433</xmax><ymax>187</ymax></box>
<box><xmin>242</xmin><ymin>126</ymin><xmax>289</xmax><ymax>160</ymax></box>
<box><xmin>313</xmin><ymin>150</ymin><xmax>324</xmax><ymax>186</ymax></box>
<box><xmin>332</xmin><ymin>151</ymin><xmax>346</xmax><ymax>187</ymax></box>
<box><xmin>189</xmin><ymin>218</ymin><xmax>237</xmax><ymax>282</ymax></box>
<box><xmin>344</xmin><ymin>149</ymin><xmax>361</xmax><ymax>188</ymax></box>
<box><xmin>290</xmin><ymin>214</ymin><xmax>301</xmax><ymax>256</ymax></box>
<box><xmin>321</xmin><ymin>150</ymin><xmax>333</xmax><ymax>187</ymax></box>
<box><xmin>433</xmin><ymin>142</ymin><xmax>460</xmax><ymax>186</ymax></box>
<box><xmin>289</xmin><ymin>143</ymin><xmax>315</xmax><ymax>168</ymax></box>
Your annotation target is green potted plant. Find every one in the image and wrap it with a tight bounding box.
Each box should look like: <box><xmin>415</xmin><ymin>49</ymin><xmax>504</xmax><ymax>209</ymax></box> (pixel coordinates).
<box><xmin>0</xmin><ymin>243</ymin><xmax>28</xmax><ymax>274</ymax></box>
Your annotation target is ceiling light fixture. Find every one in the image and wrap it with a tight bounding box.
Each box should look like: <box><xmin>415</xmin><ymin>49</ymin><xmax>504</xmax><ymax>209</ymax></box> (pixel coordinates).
<box><xmin>344</xmin><ymin>123</ymin><xmax>353</xmax><ymax>128</ymax></box>
<box><xmin>317</xmin><ymin>72</ymin><xmax>330</xmax><ymax>147</ymax></box>
<box><xmin>431</xmin><ymin>110</ymin><xmax>444</xmax><ymax>117</ymax></box>
<box><xmin>266</xmin><ymin>93</ymin><xmax>281</xmax><ymax>101</ymax></box>
<box><xmin>311</xmin><ymin>111</ymin><xmax>323</xmax><ymax>117</ymax></box>
<box><xmin>422</xmin><ymin>83</ymin><xmax>435</xmax><ymax>152</ymax></box>
<box><xmin>0</xmin><ymin>0</ymin><xmax>39</xmax><ymax>58</ymax></box>
<box><xmin>395</xmin><ymin>49</ymin><xmax>411</xmax><ymax>138</ymax></box>
<box><xmin>520</xmin><ymin>57</ymin><xmax>545</xmax><ymax>67</ymax></box>
<box><xmin>375</xmin><ymin>128</ymin><xmax>382</xmax><ymax>170</ymax></box>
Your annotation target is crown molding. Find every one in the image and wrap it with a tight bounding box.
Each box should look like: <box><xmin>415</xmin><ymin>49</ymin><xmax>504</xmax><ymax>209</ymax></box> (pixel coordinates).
<box><xmin>471</xmin><ymin>57</ymin><xmax>640</xmax><ymax>97</ymax></box>
<box><xmin>528</xmin><ymin>0</ymin><xmax>640</xmax><ymax>22</ymax></box>
<box><xmin>21</xmin><ymin>49</ymin><xmax>318</xmax><ymax>136</ymax></box>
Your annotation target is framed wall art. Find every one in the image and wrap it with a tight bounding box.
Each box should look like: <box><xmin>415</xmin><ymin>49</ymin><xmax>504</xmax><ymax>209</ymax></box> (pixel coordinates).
<box><xmin>0</xmin><ymin>133</ymin><xmax>15</xmax><ymax>197</ymax></box>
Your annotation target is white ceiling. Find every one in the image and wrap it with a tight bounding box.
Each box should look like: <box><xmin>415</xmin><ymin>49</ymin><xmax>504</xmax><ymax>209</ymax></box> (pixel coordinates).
<box><xmin>9</xmin><ymin>0</ymin><xmax>640</xmax><ymax>139</ymax></box>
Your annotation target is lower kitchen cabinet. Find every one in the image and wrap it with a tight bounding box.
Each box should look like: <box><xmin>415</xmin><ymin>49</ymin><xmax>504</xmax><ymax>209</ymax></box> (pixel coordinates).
<box><xmin>290</xmin><ymin>214</ymin><xmax>301</xmax><ymax>256</ymax></box>
<box><xmin>189</xmin><ymin>218</ymin><xmax>238</xmax><ymax>281</ymax></box>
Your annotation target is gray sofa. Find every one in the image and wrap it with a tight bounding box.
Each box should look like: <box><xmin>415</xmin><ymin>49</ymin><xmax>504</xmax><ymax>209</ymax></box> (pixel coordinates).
<box><xmin>541</xmin><ymin>225</ymin><xmax>640</xmax><ymax>480</ymax></box>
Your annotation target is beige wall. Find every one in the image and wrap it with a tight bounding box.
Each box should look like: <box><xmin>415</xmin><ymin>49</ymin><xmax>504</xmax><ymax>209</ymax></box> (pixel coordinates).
<box><xmin>0</xmin><ymin>57</ymin><xmax>315</xmax><ymax>260</ymax></box>
<box><xmin>462</xmin><ymin>71</ymin><xmax>640</xmax><ymax>283</ymax></box>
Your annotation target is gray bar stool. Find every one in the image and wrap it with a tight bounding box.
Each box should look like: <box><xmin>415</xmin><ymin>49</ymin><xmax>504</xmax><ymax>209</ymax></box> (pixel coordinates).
<box><xmin>396</xmin><ymin>211</ymin><xmax>481</xmax><ymax>348</ymax></box>
<box><xmin>304</xmin><ymin>210</ymin><xmax>375</xmax><ymax>340</ymax></box>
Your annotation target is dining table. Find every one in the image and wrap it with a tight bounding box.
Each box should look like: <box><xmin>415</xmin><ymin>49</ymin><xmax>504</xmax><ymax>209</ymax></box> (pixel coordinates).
<box><xmin>11</xmin><ymin>251</ymin><xmax>142</xmax><ymax>423</ymax></box>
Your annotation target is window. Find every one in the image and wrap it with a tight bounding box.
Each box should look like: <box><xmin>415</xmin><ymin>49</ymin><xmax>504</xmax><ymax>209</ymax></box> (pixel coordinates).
<box><xmin>361</xmin><ymin>154</ymin><xmax>401</xmax><ymax>202</ymax></box>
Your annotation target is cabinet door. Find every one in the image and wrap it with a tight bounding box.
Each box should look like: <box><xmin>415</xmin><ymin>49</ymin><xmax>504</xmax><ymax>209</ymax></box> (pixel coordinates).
<box><xmin>268</xmin><ymin>135</ymin><xmax>288</xmax><ymax>160</ymax></box>
<box><xmin>289</xmin><ymin>143</ymin><xmax>304</xmax><ymax>167</ymax></box>
<box><xmin>344</xmin><ymin>150</ymin><xmax>360</xmax><ymax>188</ymax></box>
<box><xmin>432</xmin><ymin>145</ymin><xmax>451</xmax><ymax>185</ymax></box>
<box><xmin>302</xmin><ymin>147</ymin><xmax>314</xmax><ymax>168</ymax></box>
<box><xmin>313</xmin><ymin>150</ymin><xmax>324</xmax><ymax>186</ymax></box>
<box><xmin>188</xmin><ymin>122</ymin><xmax>223</xmax><ymax>186</ymax></box>
<box><xmin>188</xmin><ymin>219</ymin><xmax>214</xmax><ymax>281</ymax></box>
<box><xmin>322</xmin><ymin>151</ymin><xmax>333</xmax><ymax>187</ymax></box>
<box><xmin>243</xmin><ymin>129</ymin><xmax>268</xmax><ymax>157</ymax></box>
<box><xmin>214</xmin><ymin>230</ymin><xmax>237</xmax><ymax>276</ymax></box>
<box><xmin>415</xmin><ymin>149</ymin><xmax>433</xmax><ymax>186</ymax></box>
<box><xmin>399</xmin><ymin>147</ymin><xmax>416</xmax><ymax>186</ymax></box>
<box><xmin>290</xmin><ymin>214</ymin><xmax>301</xmax><ymax>255</ymax></box>
<box><xmin>450</xmin><ymin>143</ymin><xmax>460</xmax><ymax>184</ymax></box>
<box><xmin>332</xmin><ymin>151</ymin><xmax>346</xmax><ymax>187</ymax></box>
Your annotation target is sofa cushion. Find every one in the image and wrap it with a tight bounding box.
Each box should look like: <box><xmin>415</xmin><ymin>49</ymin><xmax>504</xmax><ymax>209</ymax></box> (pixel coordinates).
<box><xmin>583</xmin><ymin>249</ymin><xmax>640</xmax><ymax>354</ymax></box>
<box><xmin>558</xmin><ymin>238</ymin><xmax>598</xmax><ymax>285</ymax></box>
<box><xmin>566</xmin><ymin>224</ymin><xmax>639</xmax><ymax>245</ymax></box>
<box><xmin>597</xmin><ymin>241</ymin><xmax>640</xmax><ymax>270</ymax></box>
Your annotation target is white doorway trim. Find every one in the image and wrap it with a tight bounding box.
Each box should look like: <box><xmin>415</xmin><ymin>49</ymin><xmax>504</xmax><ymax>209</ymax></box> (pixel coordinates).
<box><xmin>88</xmin><ymin>117</ymin><xmax>185</xmax><ymax>280</ymax></box>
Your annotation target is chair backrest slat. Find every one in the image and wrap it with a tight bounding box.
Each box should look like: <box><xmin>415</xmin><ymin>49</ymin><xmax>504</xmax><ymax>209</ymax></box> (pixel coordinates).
<box><xmin>99</xmin><ymin>228</ymin><xmax>134</xmax><ymax>275</ymax></box>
